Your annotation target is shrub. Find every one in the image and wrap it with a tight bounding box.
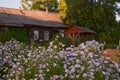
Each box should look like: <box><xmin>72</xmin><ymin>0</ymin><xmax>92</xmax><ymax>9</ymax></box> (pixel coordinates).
<box><xmin>9</xmin><ymin>28</ymin><xmax>28</xmax><ymax>43</ymax></box>
<box><xmin>0</xmin><ymin>39</ymin><xmax>120</xmax><ymax>80</ymax></box>
<box><xmin>104</xmin><ymin>43</ymin><xmax>116</xmax><ymax>49</ymax></box>
<box><xmin>0</xmin><ymin>28</ymin><xmax>11</xmax><ymax>43</ymax></box>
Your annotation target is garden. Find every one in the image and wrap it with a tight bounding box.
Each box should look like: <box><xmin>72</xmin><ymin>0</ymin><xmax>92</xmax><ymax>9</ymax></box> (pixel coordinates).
<box><xmin>0</xmin><ymin>35</ymin><xmax>120</xmax><ymax>80</ymax></box>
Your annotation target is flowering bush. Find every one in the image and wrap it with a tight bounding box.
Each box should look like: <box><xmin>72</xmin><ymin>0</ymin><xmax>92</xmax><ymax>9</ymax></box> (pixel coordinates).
<box><xmin>0</xmin><ymin>39</ymin><xmax>120</xmax><ymax>80</ymax></box>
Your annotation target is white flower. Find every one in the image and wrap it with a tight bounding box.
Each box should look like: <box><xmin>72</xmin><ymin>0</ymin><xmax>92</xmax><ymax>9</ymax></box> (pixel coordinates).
<box><xmin>34</xmin><ymin>78</ymin><xmax>38</xmax><ymax>80</ymax></box>
<box><xmin>54</xmin><ymin>56</ymin><xmax>58</xmax><ymax>59</ymax></box>
<box><xmin>114</xmin><ymin>63</ymin><xmax>119</xmax><ymax>68</ymax></box>
<box><xmin>104</xmin><ymin>61</ymin><xmax>108</xmax><ymax>64</ymax></box>
<box><xmin>38</xmin><ymin>74</ymin><xmax>43</xmax><ymax>77</ymax></box>
<box><xmin>53</xmin><ymin>75</ymin><xmax>59</xmax><ymax>79</ymax></box>
<box><xmin>53</xmin><ymin>63</ymin><xmax>57</xmax><ymax>67</ymax></box>
<box><xmin>65</xmin><ymin>74</ymin><xmax>68</xmax><ymax>77</ymax></box>
<box><xmin>65</xmin><ymin>69</ymin><xmax>69</xmax><ymax>73</ymax></box>
<box><xmin>88</xmin><ymin>52</ymin><xmax>93</xmax><ymax>58</ymax></box>
<box><xmin>28</xmin><ymin>71</ymin><xmax>31</xmax><ymax>74</ymax></box>
<box><xmin>75</xmin><ymin>59</ymin><xmax>80</xmax><ymax>64</ymax></box>
<box><xmin>102</xmin><ymin>71</ymin><xmax>105</xmax><ymax>75</ymax></box>
<box><xmin>70</xmin><ymin>75</ymin><xmax>74</xmax><ymax>79</ymax></box>
<box><xmin>79</xmin><ymin>51</ymin><xmax>85</xmax><ymax>56</ymax></box>
<box><xmin>76</xmin><ymin>75</ymin><xmax>80</xmax><ymax>78</ymax></box>
<box><xmin>35</xmin><ymin>74</ymin><xmax>38</xmax><ymax>77</ymax></box>
<box><xmin>46</xmin><ymin>68</ymin><xmax>50</xmax><ymax>72</ymax></box>
<box><xmin>90</xmin><ymin>72</ymin><xmax>94</xmax><ymax>76</ymax></box>
<box><xmin>50</xmin><ymin>55</ymin><xmax>53</xmax><ymax>59</ymax></box>
<box><xmin>117</xmin><ymin>69</ymin><xmax>120</xmax><ymax>72</ymax></box>
<box><xmin>82</xmin><ymin>73</ymin><xmax>87</xmax><ymax>78</ymax></box>
<box><xmin>16</xmin><ymin>62</ymin><xmax>20</xmax><ymax>66</ymax></box>
<box><xmin>12</xmin><ymin>64</ymin><xmax>17</xmax><ymax>68</ymax></box>
<box><xmin>27</xmin><ymin>53</ymin><xmax>31</xmax><ymax>57</ymax></box>
<box><xmin>18</xmin><ymin>67</ymin><xmax>22</xmax><ymax>71</ymax></box>
<box><xmin>50</xmin><ymin>42</ymin><xmax>53</xmax><ymax>46</ymax></box>
<box><xmin>56</xmin><ymin>36</ymin><xmax>59</xmax><ymax>38</ymax></box>
<box><xmin>81</xmin><ymin>66</ymin><xmax>85</xmax><ymax>71</ymax></box>
<box><xmin>39</xmin><ymin>70</ymin><xmax>42</xmax><ymax>73</ymax></box>
<box><xmin>63</xmin><ymin>64</ymin><xmax>67</xmax><ymax>69</ymax></box>
<box><xmin>74</xmin><ymin>64</ymin><xmax>81</xmax><ymax>68</ymax></box>
<box><xmin>70</xmin><ymin>67</ymin><xmax>76</xmax><ymax>73</ymax></box>
<box><xmin>12</xmin><ymin>70</ymin><xmax>15</xmax><ymax>74</ymax></box>
<box><xmin>106</xmin><ymin>57</ymin><xmax>110</xmax><ymax>60</ymax></box>
<box><xmin>95</xmin><ymin>62</ymin><xmax>100</xmax><ymax>66</ymax></box>
<box><xmin>10</xmin><ymin>73</ymin><xmax>14</xmax><ymax>77</ymax></box>
<box><xmin>53</xmin><ymin>45</ymin><xmax>58</xmax><ymax>49</ymax></box>
<box><xmin>90</xmin><ymin>69</ymin><xmax>94</xmax><ymax>72</ymax></box>
<box><xmin>42</xmin><ymin>64</ymin><xmax>46</xmax><ymax>68</ymax></box>
<box><xmin>13</xmin><ymin>58</ymin><xmax>17</xmax><ymax>61</ymax></box>
<box><xmin>36</xmin><ymin>55</ymin><xmax>40</xmax><ymax>58</ymax></box>
<box><xmin>59</xmin><ymin>75</ymin><xmax>64</xmax><ymax>79</ymax></box>
<box><xmin>62</xmin><ymin>44</ymin><xmax>65</xmax><ymax>47</ymax></box>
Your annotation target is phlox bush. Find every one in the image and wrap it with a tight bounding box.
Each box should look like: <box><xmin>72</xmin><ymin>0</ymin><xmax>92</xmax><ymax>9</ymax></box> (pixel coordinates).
<box><xmin>0</xmin><ymin>39</ymin><xmax>120</xmax><ymax>80</ymax></box>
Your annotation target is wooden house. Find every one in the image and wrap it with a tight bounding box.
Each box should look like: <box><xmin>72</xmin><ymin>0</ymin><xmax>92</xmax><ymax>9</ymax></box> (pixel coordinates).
<box><xmin>0</xmin><ymin>7</ymin><xmax>68</xmax><ymax>43</ymax></box>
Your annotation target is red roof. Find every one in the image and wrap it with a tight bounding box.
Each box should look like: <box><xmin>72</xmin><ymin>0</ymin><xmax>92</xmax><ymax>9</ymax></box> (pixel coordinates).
<box><xmin>64</xmin><ymin>26</ymin><xmax>96</xmax><ymax>34</ymax></box>
<box><xmin>0</xmin><ymin>7</ymin><xmax>67</xmax><ymax>28</ymax></box>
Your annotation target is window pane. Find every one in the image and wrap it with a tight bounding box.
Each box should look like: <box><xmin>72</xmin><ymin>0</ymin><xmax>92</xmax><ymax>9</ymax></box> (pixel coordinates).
<box><xmin>34</xmin><ymin>30</ymin><xmax>39</xmax><ymax>40</ymax></box>
<box><xmin>44</xmin><ymin>31</ymin><xmax>49</xmax><ymax>41</ymax></box>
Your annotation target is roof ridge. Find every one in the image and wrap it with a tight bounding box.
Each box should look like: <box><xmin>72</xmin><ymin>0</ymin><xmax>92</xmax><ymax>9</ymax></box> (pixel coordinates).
<box><xmin>0</xmin><ymin>7</ymin><xmax>60</xmax><ymax>15</ymax></box>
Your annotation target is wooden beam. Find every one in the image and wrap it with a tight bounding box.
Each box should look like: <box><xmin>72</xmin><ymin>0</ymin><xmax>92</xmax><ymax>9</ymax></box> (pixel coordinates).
<box><xmin>69</xmin><ymin>33</ymin><xmax>79</xmax><ymax>46</ymax></box>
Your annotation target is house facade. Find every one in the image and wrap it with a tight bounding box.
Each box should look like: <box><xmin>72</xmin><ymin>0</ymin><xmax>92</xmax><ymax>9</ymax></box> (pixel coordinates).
<box><xmin>0</xmin><ymin>7</ymin><xmax>67</xmax><ymax>43</ymax></box>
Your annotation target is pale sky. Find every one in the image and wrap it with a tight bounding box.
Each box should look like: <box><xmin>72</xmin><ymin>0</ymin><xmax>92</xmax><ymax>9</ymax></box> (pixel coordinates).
<box><xmin>0</xmin><ymin>0</ymin><xmax>21</xmax><ymax>9</ymax></box>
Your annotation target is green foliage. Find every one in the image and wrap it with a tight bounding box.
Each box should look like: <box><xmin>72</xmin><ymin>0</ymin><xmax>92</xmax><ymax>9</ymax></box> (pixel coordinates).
<box><xmin>0</xmin><ymin>28</ymin><xmax>11</xmax><ymax>43</ymax></box>
<box><xmin>59</xmin><ymin>0</ymin><xmax>120</xmax><ymax>44</ymax></box>
<box><xmin>9</xmin><ymin>28</ymin><xmax>28</xmax><ymax>43</ymax></box>
<box><xmin>56</xmin><ymin>34</ymin><xmax>71</xmax><ymax>47</ymax></box>
<box><xmin>104</xmin><ymin>43</ymin><xmax>116</xmax><ymax>49</ymax></box>
<box><xmin>21</xmin><ymin>0</ymin><xmax>58</xmax><ymax>12</ymax></box>
<box><xmin>52</xmin><ymin>34</ymin><xmax>72</xmax><ymax>47</ymax></box>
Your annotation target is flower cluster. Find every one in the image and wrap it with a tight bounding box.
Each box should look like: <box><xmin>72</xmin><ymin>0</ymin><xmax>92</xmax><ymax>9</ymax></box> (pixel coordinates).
<box><xmin>0</xmin><ymin>39</ymin><xmax>120</xmax><ymax>80</ymax></box>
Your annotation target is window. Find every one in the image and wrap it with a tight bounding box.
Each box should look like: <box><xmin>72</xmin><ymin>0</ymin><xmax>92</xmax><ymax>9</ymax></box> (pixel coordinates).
<box><xmin>44</xmin><ymin>31</ymin><xmax>49</xmax><ymax>41</ymax></box>
<box><xmin>34</xmin><ymin>30</ymin><xmax>39</xmax><ymax>40</ymax></box>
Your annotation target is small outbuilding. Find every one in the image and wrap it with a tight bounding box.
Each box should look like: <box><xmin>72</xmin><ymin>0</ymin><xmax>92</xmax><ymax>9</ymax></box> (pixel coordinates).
<box><xmin>64</xmin><ymin>26</ymin><xmax>96</xmax><ymax>45</ymax></box>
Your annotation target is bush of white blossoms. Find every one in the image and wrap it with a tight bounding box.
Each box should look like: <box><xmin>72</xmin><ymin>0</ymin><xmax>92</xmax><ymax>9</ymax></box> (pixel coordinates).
<box><xmin>0</xmin><ymin>37</ymin><xmax>120</xmax><ymax>80</ymax></box>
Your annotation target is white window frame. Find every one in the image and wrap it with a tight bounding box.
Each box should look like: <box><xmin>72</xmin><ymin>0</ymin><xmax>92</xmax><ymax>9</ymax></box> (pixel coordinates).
<box><xmin>34</xmin><ymin>30</ymin><xmax>39</xmax><ymax>40</ymax></box>
<box><xmin>44</xmin><ymin>31</ymin><xmax>49</xmax><ymax>41</ymax></box>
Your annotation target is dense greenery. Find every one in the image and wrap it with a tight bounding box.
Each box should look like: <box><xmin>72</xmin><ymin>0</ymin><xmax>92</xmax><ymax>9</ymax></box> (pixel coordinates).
<box><xmin>0</xmin><ymin>28</ymin><xmax>28</xmax><ymax>43</ymax></box>
<box><xmin>9</xmin><ymin>28</ymin><xmax>28</xmax><ymax>43</ymax></box>
<box><xmin>21</xmin><ymin>0</ymin><xmax>58</xmax><ymax>12</ymax></box>
<box><xmin>0</xmin><ymin>28</ymin><xmax>11</xmax><ymax>43</ymax></box>
<box><xmin>59</xmin><ymin>0</ymin><xmax>120</xmax><ymax>44</ymax></box>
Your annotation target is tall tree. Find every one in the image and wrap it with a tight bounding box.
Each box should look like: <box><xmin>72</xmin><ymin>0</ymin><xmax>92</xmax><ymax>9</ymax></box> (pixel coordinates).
<box><xmin>21</xmin><ymin>0</ymin><xmax>58</xmax><ymax>12</ymax></box>
<box><xmin>59</xmin><ymin>0</ymin><xmax>120</xmax><ymax>43</ymax></box>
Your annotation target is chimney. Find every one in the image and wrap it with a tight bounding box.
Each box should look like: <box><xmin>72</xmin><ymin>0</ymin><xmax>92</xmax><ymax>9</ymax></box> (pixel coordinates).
<box><xmin>19</xmin><ymin>6</ymin><xmax>22</xmax><ymax>11</ymax></box>
<box><xmin>46</xmin><ymin>7</ymin><xmax>48</xmax><ymax>13</ymax></box>
<box><xmin>19</xmin><ymin>6</ymin><xmax>25</xmax><ymax>15</ymax></box>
